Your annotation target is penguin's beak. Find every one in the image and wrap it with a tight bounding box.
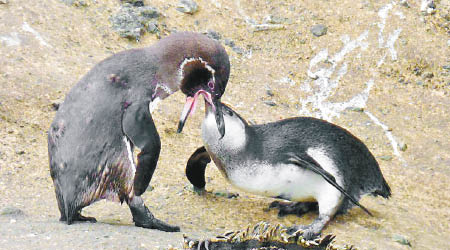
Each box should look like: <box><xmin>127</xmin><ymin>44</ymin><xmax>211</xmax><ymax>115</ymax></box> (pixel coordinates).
<box><xmin>213</xmin><ymin>99</ymin><xmax>225</xmax><ymax>139</ymax></box>
<box><xmin>177</xmin><ymin>90</ymin><xmax>225</xmax><ymax>138</ymax></box>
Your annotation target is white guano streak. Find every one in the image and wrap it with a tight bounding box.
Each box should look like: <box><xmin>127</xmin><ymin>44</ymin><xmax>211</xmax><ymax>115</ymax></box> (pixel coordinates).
<box><xmin>22</xmin><ymin>22</ymin><xmax>52</xmax><ymax>47</ymax></box>
<box><xmin>301</xmin><ymin>30</ymin><xmax>371</xmax><ymax>121</ymax></box>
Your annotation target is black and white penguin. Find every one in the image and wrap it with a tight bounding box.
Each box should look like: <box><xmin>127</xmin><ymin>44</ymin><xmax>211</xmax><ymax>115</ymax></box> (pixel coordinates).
<box><xmin>186</xmin><ymin>101</ymin><xmax>391</xmax><ymax>239</ymax></box>
<box><xmin>48</xmin><ymin>32</ymin><xmax>230</xmax><ymax>231</ymax></box>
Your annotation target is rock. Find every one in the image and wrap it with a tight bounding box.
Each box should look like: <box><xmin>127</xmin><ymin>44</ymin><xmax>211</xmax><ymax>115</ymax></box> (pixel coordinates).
<box><xmin>206</xmin><ymin>30</ymin><xmax>221</xmax><ymax>41</ymax></box>
<box><xmin>231</xmin><ymin>46</ymin><xmax>244</xmax><ymax>55</ymax></box>
<box><xmin>251</xmin><ymin>23</ymin><xmax>285</xmax><ymax>32</ymax></box>
<box><xmin>443</xmin><ymin>65</ymin><xmax>450</xmax><ymax>71</ymax></box>
<box><xmin>392</xmin><ymin>234</ymin><xmax>412</xmax><ymax>247</ymax></box>
<box><xmin>60</xmin><ymin>0</ymin><xmax>88</xmax><ymax>7</ymax></box>
<box><xmin>416</xmin><ymin>80</ymin><xmax>424</xmax><ymax>86</ymax></box>
<box><xmin>263</xmin><ymin>15</ymin><xmax>288</xmax><ymax>24</ymax></box>
<box><xmin>0</xmin><ymin>0</ymin><xmax>9</xmax><ymax>4</ymax></box>
<box><xmin>213</xmin><ymin>190</ymin><xmax>239</xmax><ymax>199</ymax></box>
<box><xmin>311</xmin><ymin>24</ymin><xmax>328</xmax><ymax>37</ymax></box>
<box><xmin>1</xmin><ymin>207</ymin><xmax>25</xmax><ymax>216</ymax></box>
<box><xmin>379</xmin><ymin>155</ymin><xmax>393</xmax><ymax>161</ymax></box>
<box><xmin>224</xmin><ymin>38</ymin><xmax>235</xmax><ymax>47</ymax></box>
<box><xmin>51</xmin><ymin>101</ymin><xmax>61</xmax><ymax>111</ymax></box>
<box><xmin>263</xmin><ymin>100</ymin><xmax>277</xmax><ymax>107</ymax></box>
<box><xmin>146</xmin><ymin>21</ymin><xmax>159</xmax><ymax>34</ymax></box>
<box><xmin>176</xmin><ymin>0</ymin><xmax>198</xmax><ymax>15</ymax></box>
<box><xmin>120</xmin><ymin>0</ymin><xmax>144</xmax><ymax>7</ymax></box>
<box><xmin>346</xmin><ymin>106</ymin><xmax>364</xmax><ymax>112</ymax></box>
<box><xmin>421</xmin><ymin>0</ymin><xmax>436</xmax><ymax>15</ymax></box>
<box><xmin>110</xmin><ymin>3</ymin><xmax>160</xmax><ymax>40</ymax></box>
<box><xmin>16</xmin><ymin>150</ymin><xmax>25</xmax><ymax>155</ymax></box>
<box><xmin>399</xmin><ymin>142</ymin><xmax>407</xmax><ymax>152</ymax></box>
<box><xmin>399</xmin><ymin>0</ymin><xmax>410</xmax><ymax>8</ymax></box>
<box><xmin>266</xmin><ymin>89</ymin><xmax>274</xmax><ymax>97</ymax></box>
<box><xmin>422</xmin><ymin>71</ymin><xmax>434</xmax><ymax>79</ymax></box>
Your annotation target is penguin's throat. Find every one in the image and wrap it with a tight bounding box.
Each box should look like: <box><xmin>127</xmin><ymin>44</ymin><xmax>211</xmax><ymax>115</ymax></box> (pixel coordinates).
<box><xmin>202</xmin><ymin>111</ymin><xmax>246</xmax><ymax>156</ymax></box>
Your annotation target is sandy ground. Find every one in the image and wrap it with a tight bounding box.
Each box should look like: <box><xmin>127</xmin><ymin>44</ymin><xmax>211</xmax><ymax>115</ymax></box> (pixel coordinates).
<box><xmin>0</xmin><ymin>0</ymin><xmax>449</xmax><ymax>249</ymax></box>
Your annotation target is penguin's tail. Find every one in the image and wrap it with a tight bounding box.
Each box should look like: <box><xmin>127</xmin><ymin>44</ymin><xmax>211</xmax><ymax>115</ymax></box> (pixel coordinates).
<box><xmin>373</xmin><ymin>178</ymin><xmax>391</xmax><ymax>199</ymax></box>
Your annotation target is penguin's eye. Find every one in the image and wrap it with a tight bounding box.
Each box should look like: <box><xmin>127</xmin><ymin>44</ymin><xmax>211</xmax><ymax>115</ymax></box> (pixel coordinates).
<box><xmin>208</xmin><ymin>81</ymin><xmax>214</xmax><ymax>90</ymax></box>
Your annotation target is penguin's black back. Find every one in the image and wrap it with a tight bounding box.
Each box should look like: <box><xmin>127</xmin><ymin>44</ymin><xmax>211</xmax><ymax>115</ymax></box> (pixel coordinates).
<box><xmin>48</xmin><ymin>48</ymin><xmax>156</xmax><ymax>205</ymax></box>
<box><xmin>249</xmin><ymin>116</ymin><xmax>391</xmax><ymax>212</ymax></box>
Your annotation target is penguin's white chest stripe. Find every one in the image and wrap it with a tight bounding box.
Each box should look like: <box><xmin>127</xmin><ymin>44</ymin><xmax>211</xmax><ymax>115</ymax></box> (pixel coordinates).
<box><xmin>123</xmin><ymin>137</ymin><xmax>136</xmax><ymax>171</ymax></box>
<box><xmin>149</xmin><ymin>97</ymin><xmax>161</xmax><ymax>114</ymax></box>
<box><xmin>306</xmin><ymin>146</ymin><xmax>343</xmax><ymax>186</ymax></box>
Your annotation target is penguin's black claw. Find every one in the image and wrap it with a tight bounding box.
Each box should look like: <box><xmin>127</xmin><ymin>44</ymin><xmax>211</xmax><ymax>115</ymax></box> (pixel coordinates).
<box><xmin>287</xmin><ymin>225</ymin><xmax>320</xmax><ymax>241</ymax></box>
<box><xmin>73</xmin><ymin>213</ymin><xmax>97</xmax><ymax>223</ymax></box>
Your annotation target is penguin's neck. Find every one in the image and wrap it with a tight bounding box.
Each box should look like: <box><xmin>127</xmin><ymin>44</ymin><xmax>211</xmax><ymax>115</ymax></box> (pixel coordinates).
<box><xmin>201</xmin><ymin>107</ymin><xmax>247</xmax><ymax>159</ymax></box>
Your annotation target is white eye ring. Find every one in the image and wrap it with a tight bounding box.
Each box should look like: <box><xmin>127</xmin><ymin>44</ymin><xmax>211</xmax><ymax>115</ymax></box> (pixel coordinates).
<box><xmin>208</xmin><ymin>81</ymin><xmax>215</xmax><ymax>90</ymax></box>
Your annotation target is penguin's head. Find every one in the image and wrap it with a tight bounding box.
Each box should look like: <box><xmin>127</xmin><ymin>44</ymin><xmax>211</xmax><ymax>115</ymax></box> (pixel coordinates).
<box><xmin>175</xmin><ymin>33</ymin><xmax>230</xmax><ymax>138</ymax></box>
<box><xmin>203</xmin><ymin>102</ymin><xmax>248</xmax><ymax>141</ymax></box>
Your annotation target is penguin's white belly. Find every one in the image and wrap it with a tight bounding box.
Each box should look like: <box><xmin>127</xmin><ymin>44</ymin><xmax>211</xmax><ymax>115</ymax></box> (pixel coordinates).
<box><xmin>227</xmin><ymin>162</ymin><xmax>329</xmax><ymax>202</ymax></box>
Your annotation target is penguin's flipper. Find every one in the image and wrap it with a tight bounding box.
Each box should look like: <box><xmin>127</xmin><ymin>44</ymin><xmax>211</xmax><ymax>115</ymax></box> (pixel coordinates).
<box><xmin>186</xmin><ymin>146</ymin><xmax>211</xmax><ymax>190</ymax></box>
<box><xmin>123</xmin><ymin>100</ymin><xmax>161</xmax><ymax>196</ymax></box>
<box><xmin>285</xmin><ymin>152</ymin><xmax>373</xmax><ymax>216</ymax></box>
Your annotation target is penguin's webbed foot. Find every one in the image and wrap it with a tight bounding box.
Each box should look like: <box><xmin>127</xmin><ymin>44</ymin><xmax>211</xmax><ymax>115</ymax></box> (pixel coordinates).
<box><xmin>134</xmin><ymin>214</ymin><xmax>180</xmax><ymax>232</ymax></box>
<box><xmin>73</xmin><ymin>212</ymin><xmax>97</xmax><ymax>223</ymax></box>
<box><xmin>287</xmin><ymin>214</ymin><xmax>331</xmax><ymax>240</ymax></box>
<box><xmin>268</xmin><ymin>201</ymin><xmax>318</xmax><ymax>217</ymax></box>
<box><xmin>59</xmin><ymin>211</ymin><xmax>97</xmax><ymax>224</ymax></box>
<box><xmin>129</xmin><ymin>196</ymin><xmax>180</xmax><ymax>232</ymax></box>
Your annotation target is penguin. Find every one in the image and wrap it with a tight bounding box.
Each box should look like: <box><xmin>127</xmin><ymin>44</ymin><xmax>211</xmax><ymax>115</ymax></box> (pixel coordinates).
<box><xmin>48</xmin><ymin>32</ymin><xmax>230</xmax><ymax>231</ymax></box>
<box><xmin>185</xmin><ymin>101</ymin><xmax>391</xmax><ymax>239</ymax></box>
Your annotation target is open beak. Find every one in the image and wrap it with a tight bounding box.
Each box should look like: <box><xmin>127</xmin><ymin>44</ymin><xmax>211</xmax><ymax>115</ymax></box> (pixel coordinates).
<box><xmin>177</xmin><ymin>90</ymin><xmax>225</xmax><ymax>138</ymax></box>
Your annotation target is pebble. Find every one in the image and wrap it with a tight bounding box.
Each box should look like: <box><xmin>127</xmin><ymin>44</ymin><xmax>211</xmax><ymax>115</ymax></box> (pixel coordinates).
<box><xmin>120</xmin><ymin>0</ymin><xmax>144</xmax><ymax>7</ymax></box>
<box><xmin>310</xmin><ymin>24</ymin><xmax>327</xmax><ymax>37</ymax></box>
<box><xmin>206</xmin><ymin>30</ymin><xmax>221</xmax><ymax>41</ymax></box>
<box><xmin>51</xmin><ymin>101</ymin><xmax>61</xmax><ymax>111</ymax></box>
<box><xmin>264</xmin><ymin>100</ymin><xmax>277</xmax><ymax>107</ymax></box>
<box><xmin>61</xmin><ymin>0</ymin><xmax>88</xmax><ymax>7</ymax></box>
<box><xmin>422</xmin><ymin>71</ymin><xmax>434</xmax><ymax>79</ymax></box>
<box><xmin>263</xmin><ymin>15</ymin><xmax>287</xmax><ymax>24</ymax></box>
<box><xmin>231</xmin><ymin>46</ymin><xmax>244</xmax><ymax>55</ymax></box>
<box><xmin>146</xmin><ymin>21</ymin><xmax>159</xmax><ymax>34</ymax></box>
<box><xmin>399</xmin><ymin>142</ymin><xmax>407</xmax><ymax>152</ymax></box>
<box><xmin>399</xmin><ymin>0</ymin><xmax>410</xmax><ymax>8</ymax></box>
<box><xmin>421</xmin><ymin>0</ymin><xmax>436</xmax><ymax>15</ymax></box>
<box><xmin>347</xmin><ymin>106</ymin><xmax>364</xmax><ymax>112</ymax></box>
<box><xmin>16</xmin><ymin>150</ymin><xmax>25</xmax><ymax>155</ymax></box>
<box><xmin>392</xmin><ymin>234</ymin><xmax>412</xmax><ymax>246</ymax></box>
<box><xmin>0</xmin><ymin>0</ymin><xmax>9</xmax><ymax>4</ymax></box>
<box><xmin>176</xmin><ymin>0</ymin><xmax>198</xmax><ymax>15</ymax></box>
<box><xmin>443</xmin><ymin>65</ymin><xmax>450</xmax><ymax>71</ymax></box>
<box><xmin>1</xmin><ymin>207</ymin><xmax>25</xmax><ymax>216</ymax></box>
<box><xmin>213</xmin><ymin>191</ymin><xmax>239</xmax><ymax>199</ymax></box>
<box><xmin>224</xmin><ymin>38</ymin><xmax>235</xmax><ymax>47</ymax></box>
<box><xmin>251</xmin><ymin>23</ymin><xmax>285</xmax><ymax>32</ymax></box>
<box><xmin>379</xmin><ymin>155</ymin><xmax>393</xmax><ymax>161</ymax></box>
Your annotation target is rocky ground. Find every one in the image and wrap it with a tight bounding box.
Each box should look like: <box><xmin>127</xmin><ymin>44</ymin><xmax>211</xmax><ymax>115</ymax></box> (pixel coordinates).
<box><xmin>0</xmin><ymin>0</ymin><xmax>449</xmax><ymax>249</ymax></box>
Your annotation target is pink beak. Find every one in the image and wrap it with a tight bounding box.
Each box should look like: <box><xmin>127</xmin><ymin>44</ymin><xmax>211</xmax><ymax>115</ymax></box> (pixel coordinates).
<box><xmin>177</xmin><ymin>90</ymin><xmax>214</xmax><ymax>133</ymax></box>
